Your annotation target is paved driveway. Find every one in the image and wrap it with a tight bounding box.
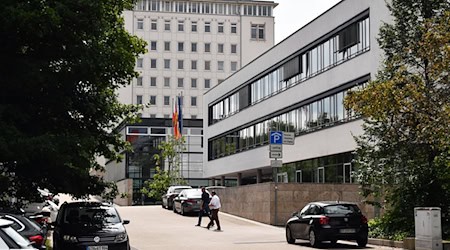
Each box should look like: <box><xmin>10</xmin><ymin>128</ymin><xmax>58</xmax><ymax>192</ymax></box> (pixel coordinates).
<box><xmin>116</xmin><ymin>205</ymin><xmax>400</xmax><ymax>250</ymax></box>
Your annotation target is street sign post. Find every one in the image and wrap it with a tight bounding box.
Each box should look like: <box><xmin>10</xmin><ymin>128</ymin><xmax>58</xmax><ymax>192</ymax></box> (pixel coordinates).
<box><xmin>270</xmin><ymin>151</ymin><xmax>282</xmax><ymax>158</ymax></box>
<box><xmin>283</xmin><ymin>132</ymin><xmax>295</xmax><ymax>145</ymax></box>
<box><xmin>271</xmin><ymin>160</ymin><xmax>282</xmax><ymax>168</ymax></box>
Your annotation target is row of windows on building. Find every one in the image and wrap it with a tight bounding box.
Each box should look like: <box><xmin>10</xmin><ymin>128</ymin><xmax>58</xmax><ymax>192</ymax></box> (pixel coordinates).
<box><xmin>145</xmin><ymin>41</ymin><xmax>238</xmax><ymax>54</ymax></box>
<box><xmin>135</xmin><ymin>0</ymin><xmax>274</xmax><ymax>17</ymax></box>
<box><xmin>136</xmin><ymin>76</ymin><xmax>219</xmax><ymax>89</ymax></box>
<box><xmin>137</xmin><ymin>18</ymin><xmax>239</xmax><ymax>33</ymax></box>
<box><xmin>136</xmin><ymin>95</ymin><xmax>198</xmax><ymax>107</ymax></box>
<box><xmin>209</xmin><ymin>16</ymin><xmax>370</xmax><ymax>125</ymax></box>
<box><xmin>137</xmin><ymin>58</ymin><xmax>239</xmax><ymax>72</ymax></box>
<box><xmin>208</xmin><ymin>81</ymin><xmax>367</xmax><ymax>160</ymax></box>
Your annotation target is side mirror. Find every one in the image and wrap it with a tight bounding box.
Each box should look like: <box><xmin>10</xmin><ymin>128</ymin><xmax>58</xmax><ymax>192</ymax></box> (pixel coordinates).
<box><xmin>123</xmin><ymin>220</ymin><xmax>130</xmax><ymax>225</ymax></box>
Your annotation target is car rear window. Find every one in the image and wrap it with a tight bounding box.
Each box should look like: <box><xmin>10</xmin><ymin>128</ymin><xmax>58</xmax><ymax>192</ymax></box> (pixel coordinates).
<box><xmin>323</xmin><ymin>204</ymin><xmax>361</xmax><ymax>215</ymax></box>
<box><xmin>64</xmin><ymin>206</ymin><xmax>121</xmax><ymax>224</ymax></box>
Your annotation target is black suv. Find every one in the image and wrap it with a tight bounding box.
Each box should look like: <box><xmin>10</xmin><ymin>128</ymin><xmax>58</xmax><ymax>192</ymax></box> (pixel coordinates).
<box><xmin>285</xmin><ymin>201</ymin><xmax>368</xmax><ymax>248</ymax></box>
<box><xmin>52</xmin><ymin>201</ymin><xmax>130</xmax><ymax>250</ymax></box>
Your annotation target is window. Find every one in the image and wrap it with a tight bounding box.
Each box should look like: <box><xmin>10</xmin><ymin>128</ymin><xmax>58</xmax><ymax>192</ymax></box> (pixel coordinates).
<box><xmin>205</xmin><ymin>22</ymin><xmax>211</xmax><ymax>32</ymax></box>
<box><xmin>137</xmin><ymin>18</ymin><xmax>144</xmax><ymax>30</ymax></box>
<box><xmin>149</xmin><ymin>96</ymin><xmax>156</xmax><ymax>105</ymax></box>
<box><xmin>178</xmin><ymin>20</ymin><xmax>184</xmax><ymax>31</ymax></box>
<box><xmin>177</xmin><ymin>60</ymin><xmax>184</xmax><ymax>69</ymax></box>
<box><xmin>178</xmin><ymin>42</ymin><xmax>184</xmax><ymax>52</ymax></box>
<box><xmin>251</xmin><ymin>24</ymin><xmax>265</xmax><ymax>40</ymax></box>
<box><xmin>177</xmin><ymin>78</ymin><xmax>184</xmax><ymax>87</ymax></box>
<box><xmin>231</xmin><ymin>23</ymin><xmax>237</xmax><ymax>33</ymax></box>
<box><xmin>137</xmin><ymin>95</ymin><xmax>143</xmax><ymax>104</ymax></box>
<box><xmin>204</xmin><ymin>61</ymin><xmax>211</xmax><ymax>70</ymax></box>
<box><xmin>164</xmin><ymin>20</ymin><xmax>171</xmax><ymax>31</ymax></box>
<box><xmin>164</xmin><ymin>96</ymin><xmax>170</xmax><ymax>105</ymax></box>
<box><xmin>136</xmin><ymin>58</ymin><xmax>143</xmax><ymax>68</ymax></box>
<box><xmin>218</xmin><ymin>43</ymin><xmax>224</xmax><ymax>53</ymax></box>
<box><xmin>191</xmin><ymin>21</ymin><xmax>197</xmax><ymax>32</ymax></box>
<box><xmin>191</xmin><ymin>115</ymin><xmax>197</xmax><ymax>119</ymax></box>
<box><xmin>150</xmin><ymin>41</ymin><xmax>157</xmax><ymax>51</ymax></box>
<box><xmin>150</xmin><ymin>77</ymin><xmax>156</xmax><ymax>86</ymax></box>
<box><xmin>204</xmin><ymin>79</ymin><xmax>211</xmax><ymax>88</ymax></box>
<box><xmin>218</xmin><ymin>61</ymin><xmax>224</xmax><ymax>71</ymax></box>
<box><xmin>164</xmin><ymin>41</ymin><xmax>170</xmax><ymax>51</ymax></box>
<box><xmin>137</xmin><ymin>77</ymin><xmax>143</xmax><ymax>86</ymax></box>
<box><xmin>339</xmin><ymin>23</ymin><xmax>359</xmax><ymax>52</ymax></box>
<box><xmin>231</xmin><ymin>61</ymin><xmax>237</xmax><ymax>71</ymax></box>
<box><xmin>218</xmin><ymin>22</ymin><xmax>224</xmax><ymax>33</ymax></box>
<box><xmin>164</xmin><ymin>59</ymin><xmax>170</xmax><ymax>69</ymax></box>
<box><xmin>191</xmin><ymin>60</ymin><xmax>197</xmax><ymax>70</ymax></box>
<box><xmin>191</xmin><ymin>96</ymin><xmax>197</xmax><ymax>106</ymax></box>
<box><xmin>150</xmin><ymin>59</ymin><xmax>157</xmax><ymax>68</ymax></box>
<box><xmin>191</xmin><ymin>42</ymin><xmax>197</xmax><ymax>52</ymax></box>
<box><xmin>191</xmin><ymin>78</ymin><xmax>197</xmax><ymax>88</ymax></box>
<box><xmin>204</xmin><ymin>43</ymin><xmax>210</xmax><ymax>52</ymax></box>
<box><xmin>164</xmin><ymin>77</ymin><xmax>170</xmax><ymax>87</ymax></box>
<box><xmin>231</xmin><ymin>44</ymin><xmax>237</xmax><ymax>54</ymax></box>
<box><xmin>151</xmin><ymin>19</ymin><xmax>157</xmax><ymax>30</ymax></box>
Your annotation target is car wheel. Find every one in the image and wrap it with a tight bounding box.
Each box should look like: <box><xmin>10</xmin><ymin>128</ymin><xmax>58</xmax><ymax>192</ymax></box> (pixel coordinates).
<box><xmin>181</xmin><ymin>206</ymin><xmax>185</xmax><ymax>216</ymax></box>
<box><xmin>173</xmin><ymin>204</ymin><xmax>177</xmax><ymax>213</ymax></box>
<box><xmin>357</xmin><ymin>237</ymin><xmax>368</xmax><ymax>247</ymax></box>
<box><xmin>161</xmin><ymin>203</ymin><xmax>165</xmax><ymax>208</ymax></box>
<box><xmin>286</xmin><ymin>226</ymin><xmax>295</xmax><ymax>244</ymax></box>
<box><xmin>309</xmin><ymin>229</ymin><xmax>321</xmax><ymax>248</ymax></box>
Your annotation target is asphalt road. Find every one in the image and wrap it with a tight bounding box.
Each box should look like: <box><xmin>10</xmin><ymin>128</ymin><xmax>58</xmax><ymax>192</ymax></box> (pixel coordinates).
<box><xmin>115</xmin><ymin>205</ymin><xmax>401</xmax><ymax>250</ymax></box>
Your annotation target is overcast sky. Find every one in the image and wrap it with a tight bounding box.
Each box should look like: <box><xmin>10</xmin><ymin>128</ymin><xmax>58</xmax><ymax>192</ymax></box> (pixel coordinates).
<box><xmin>273</xmin><ymin>0</ymin><xmax>341</xmax><ymax>44</ymax></box>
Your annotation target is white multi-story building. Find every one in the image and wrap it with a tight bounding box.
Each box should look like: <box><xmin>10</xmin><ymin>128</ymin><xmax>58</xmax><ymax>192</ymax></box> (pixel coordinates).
<box><xmin>203</xmin><ymin>0</ymin><xmax>391</xmax><ymax>185</ymax></box>
<box><xmin>119</xmin><ymin>0</ymin><xmax>278</xmax><ymax>119</ymax></box>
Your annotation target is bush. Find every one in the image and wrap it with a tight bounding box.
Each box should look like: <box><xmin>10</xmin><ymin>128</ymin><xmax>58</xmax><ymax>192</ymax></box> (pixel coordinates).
<box><xmin>368</xmin><ymin>217</ymin><xmax>409</xmax><ymax>241</ymax></box>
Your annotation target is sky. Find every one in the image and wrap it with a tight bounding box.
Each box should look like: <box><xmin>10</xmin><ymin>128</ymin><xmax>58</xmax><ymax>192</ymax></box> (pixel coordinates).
<box><xmin>273</xmin><ymin>0</ymin><xmax>342</xmax><ymax>44</ymax></box>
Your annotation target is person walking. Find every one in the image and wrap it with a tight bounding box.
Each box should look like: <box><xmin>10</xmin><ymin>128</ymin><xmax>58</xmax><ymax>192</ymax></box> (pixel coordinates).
<box><xmin>207</xmin><ymin>191</ymin><xmax>221</xmax><ymax>231</ymax></box>
<box><xmin>196</xmin><ymin>187</ymin><xmax>213</xmax><ymax>227</ymax></box>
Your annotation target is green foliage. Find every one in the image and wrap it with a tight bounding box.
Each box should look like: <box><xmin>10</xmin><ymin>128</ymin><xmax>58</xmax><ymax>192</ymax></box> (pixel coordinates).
<box><xmin>368</xmin><ymin>217</ymin><xmax>409</xmax><ymax>241</ymax></box>
<box><xmin>141</xmin><ymin>136</ymin><xmax>187</xmax><ymax>200</ymax></box>
<box><xmin>345</xmin><ymin>0</ymin><xmax>450</xmax><ymax>238</ymax></box>
<box><xmin>0</xmin><ymin>0</ymin><xmax>146</xmax><ymax>202</ymax></box>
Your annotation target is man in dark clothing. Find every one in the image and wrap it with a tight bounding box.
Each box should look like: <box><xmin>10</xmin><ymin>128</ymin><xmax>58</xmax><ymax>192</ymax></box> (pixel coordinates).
<box><xmin>195</xmin><ymin>187</ymin><xmax>213</xmax><ymax>227</ymax></box>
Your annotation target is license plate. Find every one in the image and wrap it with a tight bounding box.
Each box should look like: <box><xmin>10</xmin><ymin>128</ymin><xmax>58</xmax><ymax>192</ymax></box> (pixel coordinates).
<box><xmin>87</xmin><ymin>246</ymin><xmax>108</xmax><ymax>250</ymax></box>
<box><xmin>339</xmin><ymin>228</ymin><xmax>356</xmax><ymax>233</ymax></box>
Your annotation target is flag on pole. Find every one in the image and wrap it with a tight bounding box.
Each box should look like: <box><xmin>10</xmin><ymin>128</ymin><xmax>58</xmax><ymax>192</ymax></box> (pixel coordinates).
<box><xmin>172</xmin><ymin>97</ymin><xmax>179</xmax><ymax>139</ymax></box>
<box><xmin>177</xmin><ymin>95</ymin><xmax>183</xmax><ymax>138</ymax></box>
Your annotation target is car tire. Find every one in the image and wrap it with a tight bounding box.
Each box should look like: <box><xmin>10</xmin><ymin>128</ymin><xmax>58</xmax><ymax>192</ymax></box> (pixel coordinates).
<box><xmin>330</xmin><ymin>239</ymin><xmax>338</xmax><ymax>245</ymax></box>
<box><xmin>181</xmin><ymin>206</ymin><xmax>185</xmax><ymax>216</ymax></box>
<box><xmin>286</xmin><ymin>226</ymin><xmax>295</xmax><ymax>244</ymax></box>
<box><xmin>173</xmin><ymin>204</ymin><xmax>177</xmax><ymax>213</ymax></box>
<box><xmin>357</xmin><ymin>237</ymin><xmax>368</xmax><ymax>247</ymax></box>
<box><xmin>309</xmin><ymin>229</ymin><xmax>321</xmax><ymax>248</ymax></box>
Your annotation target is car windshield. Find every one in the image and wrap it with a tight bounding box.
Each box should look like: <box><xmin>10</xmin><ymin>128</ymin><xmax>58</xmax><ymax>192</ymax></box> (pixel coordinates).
<box><xmin>323</xmin><ymin>204</ymin><xmax>360</xmax><ymax>215</ymax></box>
<box><xmin>173</xmin><ymin>188</ymin><xmax>189</xmax><ymax>194</ymax></box>
<box><xmin>64</xmin><ymin>206</ymin><xmax>121</xmax><ymax>225</ymax></box>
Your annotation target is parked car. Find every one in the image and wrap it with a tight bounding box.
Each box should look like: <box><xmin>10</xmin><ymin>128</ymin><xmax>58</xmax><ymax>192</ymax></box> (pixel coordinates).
<box><xmin>0</xmin><ymin>213</ymin><xmax>46</xmax><ymax>249</ymax></box>
<box><xmin>173</xmin><ymin>188</ymin><xmax>210</xmax><ymax>216</ymax></box>
<box><xmin>161</xmin><ymin>185</ymin><xmax>192</xmax><ymax>210</ymax></box>
<box><xmin>285</xmin><ymin>201</ymin><xmax>368</xmax><ymax>247</ymax></box>
<box><xmin>23</xmin><ymin>199</ymin><xmax>59</xmax><ymax>224</ymax></box>
<box><xmin>52</xmin><ymin>201</ymin><xmax>130</xmax><ymax>250</ymax></box>
<box><xmin>0</xmin><ymin>218</ymin><xmax>36</xmax><ymax>249</ymax></box>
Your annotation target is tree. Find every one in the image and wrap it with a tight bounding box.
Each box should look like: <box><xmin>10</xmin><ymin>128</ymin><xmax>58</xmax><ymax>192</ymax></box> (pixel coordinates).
<box><xmin>141</xmin><ymin>136</ymin><xmax>187</xmax><ymax>201</ymax></box>
<box><xmin>0</xmin><ymin>0</ymin><xmax>146</xmax><ymax>204</ymax></box>
<box><xmin>345</xmin><ymin>0</ymin><xmax>450</xmax><ymax>238</ymax></box>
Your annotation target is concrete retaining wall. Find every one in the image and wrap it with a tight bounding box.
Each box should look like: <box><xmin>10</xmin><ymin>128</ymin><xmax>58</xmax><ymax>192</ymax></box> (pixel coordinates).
<box><xmin>216</xmin><ymin>182</ymin><xmax>376</xmax><ymax>226</ymax></box>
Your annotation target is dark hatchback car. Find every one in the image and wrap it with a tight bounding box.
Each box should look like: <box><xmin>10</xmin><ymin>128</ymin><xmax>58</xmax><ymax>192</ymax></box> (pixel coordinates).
<box><xmin>0</xmin><ymin>212</ymin><xmax>46</xmax><ymax>249</ymax></box>
<box><xmin>285</xmin><ymin>201</ymin><xmax>368</xmax><ymax>248</ymax></box>
<box><xmin>52</xmin><ymin>201</ymin><xmax>130</xmax><ymax>250</ymax></box>
<box><xmin>173</xmin><ymin>188</ymin><xmax>209</xmax><ymax>215</ymax></box>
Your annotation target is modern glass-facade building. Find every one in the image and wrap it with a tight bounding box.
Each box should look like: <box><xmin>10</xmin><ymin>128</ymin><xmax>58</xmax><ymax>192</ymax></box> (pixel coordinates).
<box><xmin>203</xmin><ymin>0</ymin><xmax>391</xmax><ymax>185</ymax></box>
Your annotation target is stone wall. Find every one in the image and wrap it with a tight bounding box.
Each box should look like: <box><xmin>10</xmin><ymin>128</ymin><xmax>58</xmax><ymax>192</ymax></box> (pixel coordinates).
<box><xmin>113</xmin><ymin>179</ymin><xmax>133</xmax><ymax>206</ymax></box>
<box><xmin>216</xmin><ymin>182</ymin><xmax>376</xmax><ymax>226</ymax></box>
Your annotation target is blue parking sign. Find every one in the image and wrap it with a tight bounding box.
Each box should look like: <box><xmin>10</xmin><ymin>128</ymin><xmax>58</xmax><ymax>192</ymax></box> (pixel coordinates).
<box><xmin>270</xmin><ymin>131</ymin><xmax>283</xmax><ymax>144</ymax></box>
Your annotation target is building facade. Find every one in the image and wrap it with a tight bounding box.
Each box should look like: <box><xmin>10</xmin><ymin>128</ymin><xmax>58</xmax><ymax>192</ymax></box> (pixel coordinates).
<box><xmin>203</xmin><ymin>0</ymin><xmax>392</xmax><ymax>185</ymax></box>
<box><xmin>119</xmin><ymin>0</ymin><xmax>278</xmax><ymax>119</ymax></box>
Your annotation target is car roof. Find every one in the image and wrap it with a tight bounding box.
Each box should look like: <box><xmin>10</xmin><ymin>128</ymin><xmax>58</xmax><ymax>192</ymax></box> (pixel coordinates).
<box><xmin>205</xmin><ymin>186</ymin><xmax>226</xmax><ymax>190</ymax></box>
<box><xmin>62</xmin><ymin>201</ymin><xmax>112</xmax><ymax>208</ymax></box>
<box><xmin>0</xmin><ymin>218</ymin><xmax>14</xmax><ymax>227</ymax></box>
<box><xmin>309</xmin><ymin>201</ymin><xmax>358</xmax><ymax>206</ymax></box>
